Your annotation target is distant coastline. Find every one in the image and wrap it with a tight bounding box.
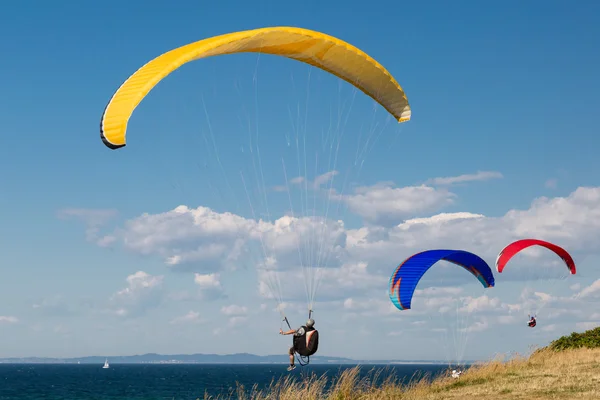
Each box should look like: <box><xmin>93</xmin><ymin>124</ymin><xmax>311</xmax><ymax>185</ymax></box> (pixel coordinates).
<box><xmin>0</xmin><ymin>352</ymin><xmax>467</xmax><ymax>365</ymax></box>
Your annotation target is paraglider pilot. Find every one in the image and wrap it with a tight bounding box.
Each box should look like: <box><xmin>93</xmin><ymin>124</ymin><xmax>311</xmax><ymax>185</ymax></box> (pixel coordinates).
<box><xmin>279</xmin><ymin>318</ymin><xmax>318</xmax><ymax>371</ymax></box>
<box><xmin>528</xmin><ymin>315</ymin><xmax>536</xmax><ymax>328</ymax></box>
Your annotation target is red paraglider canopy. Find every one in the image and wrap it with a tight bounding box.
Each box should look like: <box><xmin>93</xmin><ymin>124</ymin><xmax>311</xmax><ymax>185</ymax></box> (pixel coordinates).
<box><xmin>495</xmin><ymin>239</ymin><xmax>576</xmax><ymax>275</ymax></box>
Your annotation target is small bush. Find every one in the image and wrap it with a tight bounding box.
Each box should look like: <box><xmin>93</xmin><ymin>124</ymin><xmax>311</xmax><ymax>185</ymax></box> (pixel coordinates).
<box><xmin>548</xmin><ymin>326</ymin><xmax>600</xmax><ymax>351</ymax></box>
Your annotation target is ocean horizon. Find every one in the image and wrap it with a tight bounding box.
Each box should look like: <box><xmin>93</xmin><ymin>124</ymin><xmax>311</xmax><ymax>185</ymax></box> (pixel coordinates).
<box><xmin>0</xmin><ymin>352</ymin><xmax>472</xmax><ymax>365</ymax></box>
<box><xmin>0</xmin><ymin>363</ymin><xmax>451</xmax><ymax>399</ymax></box>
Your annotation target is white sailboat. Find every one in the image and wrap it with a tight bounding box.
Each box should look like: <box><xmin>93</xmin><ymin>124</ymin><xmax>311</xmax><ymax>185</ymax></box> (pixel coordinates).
<box><xmin>102</xmin><ymin>359</ymin><xmax>110</xmax><ymax>369</ymax></box>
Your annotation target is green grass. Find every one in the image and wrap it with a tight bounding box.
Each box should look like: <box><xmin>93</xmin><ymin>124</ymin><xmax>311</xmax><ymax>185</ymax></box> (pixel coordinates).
<box><xmin>547</xmin><ymin>326</ymin><xmax>600</xmax><ymax>351</ymax></box>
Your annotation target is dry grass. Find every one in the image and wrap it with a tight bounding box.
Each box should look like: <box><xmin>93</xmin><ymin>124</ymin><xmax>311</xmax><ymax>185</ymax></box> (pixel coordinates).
<box><xmin>201</xmin><ymin>348</ymin><xmax>600</xmax><ymax>400</ymax></box>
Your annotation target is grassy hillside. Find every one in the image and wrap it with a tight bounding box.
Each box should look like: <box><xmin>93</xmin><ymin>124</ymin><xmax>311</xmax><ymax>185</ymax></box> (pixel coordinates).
<box><xmin>203</xmin><ymin>326</ymin><xmax>600</xmax><ymax>399</ymax></box>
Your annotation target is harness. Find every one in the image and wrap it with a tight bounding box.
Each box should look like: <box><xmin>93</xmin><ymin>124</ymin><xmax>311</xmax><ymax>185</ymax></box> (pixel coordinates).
<box><xmin>284</xmin><ymin>310</ymin><xmax>317</xmax><ymax>366</ymax></box>
<box><xmin>296</xmin><ymin>351</ymin><xmax>311</xmax><ymax>367</ymax></box>
<box><xmin>528</xmin><ymin>314</ymin><xmax>537</xmax><ymax>328</ymax></box>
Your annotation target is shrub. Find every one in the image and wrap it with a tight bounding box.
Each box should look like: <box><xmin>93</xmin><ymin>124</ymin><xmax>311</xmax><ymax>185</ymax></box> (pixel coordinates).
<box><xmin>548</xmin><ymin>326</ymin><xmax>600</xmax><ymax>351</ymax></box>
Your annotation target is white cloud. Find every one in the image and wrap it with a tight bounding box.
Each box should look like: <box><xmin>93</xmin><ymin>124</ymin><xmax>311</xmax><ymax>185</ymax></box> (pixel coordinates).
<box><xmin>109</xmin><ymin>271</ymin><xmax>164</xmax><ymax>317</ymax></box>
<box><xmin>497</xmin><ymin>315</ymin><xmax>518</xmax><ymax>325</ymax></box>
<box><xmin>534</xmin><ymin>292</ymin><xmax>553</xmax><ymax>303</ymax></box>
<box><xmin>346</xmin><ymin>187</ymin><xmax>600</xmax><ymax>283</ymax></box>
<box><xmin>415</xmin><ymin>287</ymin><xmax>464</xmax><ymax>297</ymax></box>
<box><xmin>115</xmin><ymin>205</ymin><xmax>254</xmax><ymax>272</ymax></box>
<box><xmin>88</xmin><ymin>187</ymin><xmax>600</xmax><ymax>289</ymax></box>
<box><xmin>93</xmin><ymin>205</ymin><xmax>348</xmax><ymax>279</ymax></box>
<box><xmin>459</xmin><ymin>295</ymin><xmax>501</xmax><ymax>314</ymax></box>
<box><xmin>462</xmin><ymin>319</ymin><xmax>489</xmax><ymax>333</ymax></box>
<box><xmin>506</xmin><ymin>187</ymin><xmax>600</xmax><ymax>245</ymax></box>
<box><xmin>194</xmin><ymin>273</ymin><xmax>226</xmax><ymax>301</ymax></box>
<box><xmin>256</xmin><ymin>215</ymin><xmax>347</xmax><ymax>271</ymax></box>
<box><xmin>427</xmin><ymin>171</ymin><xmax>503</xmax><ymax>186</ymax></box>
<box><xmin>97</xmin><ymin>188</ymin><xmax>600</xmax><ymax>299</ymax></box>
<box><xmin>65</xmin><ymin>184</ymin><xmax>600</xmax><ymax>357</ymax></box>
<box><xmin>0</xmin><ymin>316</ymin><xmax>18</xmax><ymax>324</ymax></box>
<box><xmin>170</xmin><ymin>311</ymin><xmax>203</xmax><ymax>324</ymax></box>
<box><xmin>194</xmin><ymin>273</ymin><xmax>221</xmax><ymax>288</ymax></box>
<box><xmin>341</xmin><ymin>183</ymin><xmax>455</xmax><ymax>226</ymax></box>
<box><xmin>313</xmin><ymin>171</ymin><xmax>339</xmax><ymax>189</ymax></box>
<box><xmin>577</xmin><ymin>279</ymin><xmax>600</xmax><ymax>299</ymax></box>
<box><xmin>342</xmin><ymin>296</ymin><xmax>396</xmax><ymax>317</ymax></box>
<box><xmin>400</xmin><ymin>212</ymin><xmax>485</xmax><ymax>227</ymax></box>
<box><xmin>221</xmin><ymin>305</ymin><xmax>248</xmax><ymax>316</ymax></box>
<box><xmin>256</xmin><ymin>260</ymin><xmax>387</xmax><ymax>306</ymax></box>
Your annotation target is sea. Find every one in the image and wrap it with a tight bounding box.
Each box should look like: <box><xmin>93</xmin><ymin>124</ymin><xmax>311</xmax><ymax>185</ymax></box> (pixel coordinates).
<box><xmin>0</xmin><ymin>363</ymin><xmax>449</xmax><ymax>399</ymax></box>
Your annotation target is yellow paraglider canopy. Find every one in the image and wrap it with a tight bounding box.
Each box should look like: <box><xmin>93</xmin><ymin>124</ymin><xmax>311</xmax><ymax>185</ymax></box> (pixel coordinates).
<box><xmin>100</xmin><ymin>26</ymin><xmax>411</xmax><ymax>149</ymax></box>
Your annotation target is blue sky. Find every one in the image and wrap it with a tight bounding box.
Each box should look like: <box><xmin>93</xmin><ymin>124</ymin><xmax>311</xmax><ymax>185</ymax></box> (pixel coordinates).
<box><xmin>1</xmin><ymin>0</ymin><xmax>600</xmax><ymax>361</ymax></box>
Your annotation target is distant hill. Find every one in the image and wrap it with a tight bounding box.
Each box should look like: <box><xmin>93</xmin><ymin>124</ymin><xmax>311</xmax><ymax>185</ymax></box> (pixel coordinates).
<box><xmin>0</xmin><ymin>352</ymin><xmax>455</xmax><ymax>365</ymax></box>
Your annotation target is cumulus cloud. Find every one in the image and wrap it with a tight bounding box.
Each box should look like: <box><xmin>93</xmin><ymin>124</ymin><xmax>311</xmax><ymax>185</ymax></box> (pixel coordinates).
<box><xmin>341</xmin><ymin>183</ymin><xmax>455</xmax><ymax>226</ymax></box>
<box><xmin>115</xmin><ymin>206</ymin><xmax>253</xmax><ymax>273</ymax></box>
<box><xmin>219</xmin><ymin>303</ymin><xmax>250</xmax><ymax>328</ymax></box>
<box><xmin>577</xmin><ymin>279</ymin><xmax>600</xmax><ymax>299</ymax></box>
<box><xmin>343</xmin><ymin>296</ymin><xmax>396</xmax><ymax>317</ymax></box>
<box><xmin>194</xmin><ymin>273</ymin><xmax>227</xmax><ymax>301</ymax></box>
<box><xmin>498</xmin><ymin>279</ymin><xmax>600</xmax><ymax>331</ymax></box>
<box><xmin>170</xmin><ymin>311</ymin><xmax>203</xmax><ymax>324</ymax></box>
<box><xmin>93</xmin><ymin>204</ymin><xmax>347</xmax><ymax>278</ymax></box>
<box><xmin>497</xmin><ymin>315</ymin><xmax>519</xmax><ymax>325</ymax></box>
<box><xmin>88</xmin><ymin>187</ymin><xmax>600</xmax><ymax>304</ymax></box>
<box><xmin>109</xmin><ymin>271</ymin><xmax>164</xmax><ymax>317</ymax></box>
<box><xmin>463</xmin><ymin>319</ymin><xmax>489</xmax><ymax>333</ymax></box>
<box><xmin>346</xmin><ymin>187</ymin><xmax>600</xmax><ymax>282</ymax></box>
<box><xmin>258</xmin><ymin>260</ymin><xmax>387</xmax><ymax>305</ymax></box>
<box><xmin>459</xmin><ymin>295</ymin><xmax>501</xmax><ymax>314</ymax></box>
<box><xmin>92</xmin><ymin>188</ymin><xmax>600</xmax><ymax>286</ymax></box>
<box><xmin>426</xmin><ymin>171</ymin><xmax>503</xmax><ymax>186</ymax></box>
<box><xmin>194</xmin><ymin>273</ymin><xmax>221</xmax><ymax>288</ymax></box>
<box><xmin>255</xmin><ymin>215</ymin><xmax>347</xmax><ymax>271</ymax></box>
<box><xmin>81</xmin><ymin>179</ymin><xmax>600</xmax><ymax>288</ymax></box>
<box><xmin>65</xmin><ymin>182</ymin><xmax>600</xmax><ymax>348</ymax></box>
<box><xmin>221</xmin><ymin>305</ymin><xmax>248</xmax><ymax>316</ymax></box>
